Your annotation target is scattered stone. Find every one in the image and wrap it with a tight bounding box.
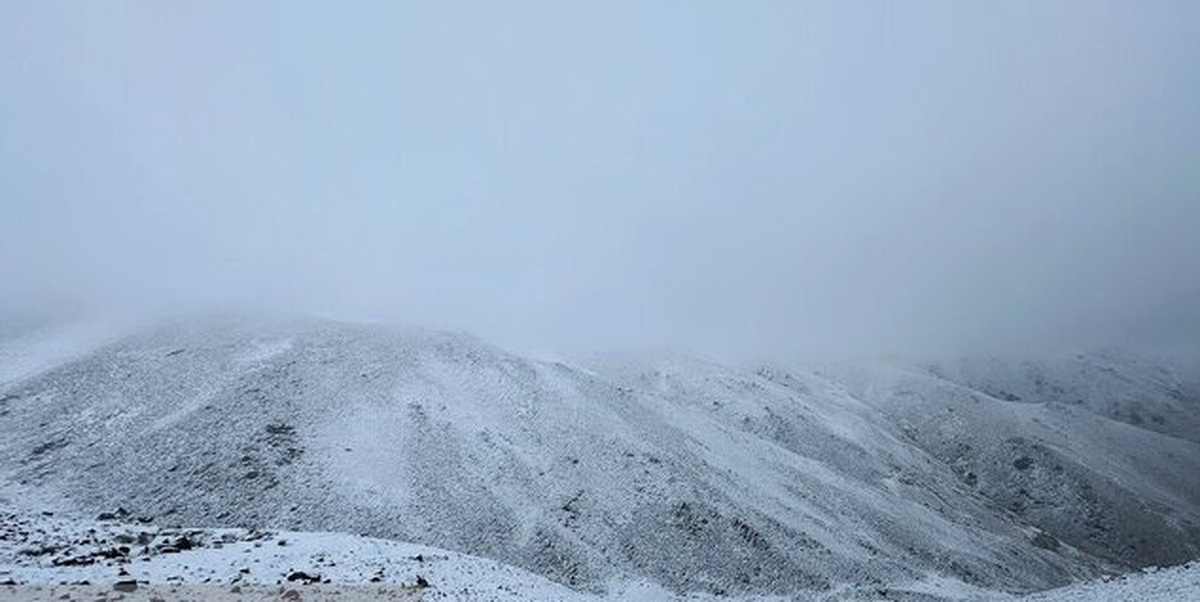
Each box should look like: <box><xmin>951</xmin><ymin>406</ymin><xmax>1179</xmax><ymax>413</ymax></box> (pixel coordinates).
<box><xmin>285</xmin><ymin>571</ymin><xmax>321</xmax><ymax>584</ymax></box>
<box><xmin>52</xmin><ymin>556</ymin><xmax>95</xmax><ymax>567</ymax></box>
<box><xmin>95</xmin><ymin>508</ymin><xmax>131</xmax><ymax>522</ymax></box>
<box><xmin>113</xmin><ymin>579</ymin><xmax>138</xmax><ymax>593</ymax></box>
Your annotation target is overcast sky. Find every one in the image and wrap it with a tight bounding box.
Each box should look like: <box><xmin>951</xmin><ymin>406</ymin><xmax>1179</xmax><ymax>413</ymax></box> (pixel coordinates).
<box><xmin>2</xmin><ymin>1</ymin><xmax>1198</xmax><ymax>359</ymax></box>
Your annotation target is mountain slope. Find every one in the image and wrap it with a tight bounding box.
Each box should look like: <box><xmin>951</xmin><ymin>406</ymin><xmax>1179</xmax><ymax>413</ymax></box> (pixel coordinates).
<box><xmin>0</xmin><ymin>316</ymin><xmax>1196</xmax><ymax>598</ymax></box>
<box><xmin>823</xmin><ymin>356</ymin><xmax>1200</xmax><ymax>569</ymax></box>
<box><xmin>0</xmin><ymin>481</ymin><xmax>600</xmax><ymax>602</ymax></box>
<box><xmin>918</xmin><ymin>351</ymin><xmax>1200</xmax><ymax>443</ymax></box>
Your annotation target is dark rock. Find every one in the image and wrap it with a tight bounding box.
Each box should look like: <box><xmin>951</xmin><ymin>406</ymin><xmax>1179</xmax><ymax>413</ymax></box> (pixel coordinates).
<box><xmin>29</xmin><ymin>438</ymin><xmax>70</xmax><ymax>459</ymax></box>
<box><xmin>52</xmin><ymin>556</ymin><xmax>95</xmax><ymax>567</ymax></box>
<box><xmin>96</xmin><ymin>507</ymin><xmax>130</xmax><ymax>521</ymax></box>
<box><xmin>113</xmin><ymin>579</ymin><xmax>138</xmax><ymax>592</ymax></box>
<box><xmin>1031</xmin><ymin>531</ymin><xmax>1061</xmax><ymax>551</ymax></box>
<box><xmin>285</xmin><ymin>571</ymin><xmax>321</xmax><ymax>584</ymax></box>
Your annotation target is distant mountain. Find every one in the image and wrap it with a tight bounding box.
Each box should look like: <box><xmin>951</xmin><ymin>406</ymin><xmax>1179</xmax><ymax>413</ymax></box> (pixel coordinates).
<box><xmin>0</xmin><ymin>315</ymin><xmax>1197</xmax><ymax>598</ymax></box>
<box><xmin>826</xmin><ymin>352</ymin><xmax>1200</xmax><ymax>569</ymax></box>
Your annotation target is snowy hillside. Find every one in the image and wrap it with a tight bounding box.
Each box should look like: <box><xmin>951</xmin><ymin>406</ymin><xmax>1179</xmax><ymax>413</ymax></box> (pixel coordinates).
<box><xmin>1</xmin><ymin>315</ymin><xmax>1198</xmax><ymax>600</ymax></box>
<box><xmin>1019</xmin><ymin>561</ymin><xmax>1200</xmax><ymax>601</ymax></box>
<box><xmin>915</xmin><ymin>351</ymin><xmax>1200</xmax><ymax>444</ymax></box>
<box><xmin>0</xmin><ymin>482</ymin><xmax>587</xmax><ymax>601</ymax></box>
<box><xmin>826</xmin><ymin>356</ymin><xmax>1200</xmax><ymax>569</ymax></box>
<box><xmin>3</xmin><ymin>493</ymin><xmax>1199</xmax><ymax>601</ymax></box>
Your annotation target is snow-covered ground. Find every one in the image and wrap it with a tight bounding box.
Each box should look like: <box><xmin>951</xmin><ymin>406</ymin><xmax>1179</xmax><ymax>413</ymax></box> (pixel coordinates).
<box><xmin>0</xmin><ymin>318</ymin><xmax>125</xmax><ymax>386</ymax></box>
<box><xmin>1</xmin><ymin>315</ymin><xmax>1198</xmax><ymax>600</ymax></box>
<box><xmin>3</xmin><ymin>495</ymin><xmax>1198</xmax><ymax>602</ymax></box>
<box><xmin>0</xmin><ymin>484</ymin><xmax>601</xmax><ymax>601</ymax></box>
<box><xmin>1019</xmin><ymin>562</ymin><xmax>1200</xmax><ymax>601</ymax></box>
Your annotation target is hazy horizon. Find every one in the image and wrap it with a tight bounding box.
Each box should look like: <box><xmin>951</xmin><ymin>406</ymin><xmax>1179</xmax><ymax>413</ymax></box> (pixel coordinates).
<box><xmin>3</xmin><ymin>2</ymin><xmax>1199</xmax><ymax>360</ymax></box>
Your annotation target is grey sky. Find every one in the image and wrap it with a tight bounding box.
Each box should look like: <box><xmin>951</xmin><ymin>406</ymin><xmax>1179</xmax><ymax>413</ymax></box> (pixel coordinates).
<box><xmin>2</xmin><ymin>2</ymin><xmax>1199</xmax><ymax>359</ymax></box>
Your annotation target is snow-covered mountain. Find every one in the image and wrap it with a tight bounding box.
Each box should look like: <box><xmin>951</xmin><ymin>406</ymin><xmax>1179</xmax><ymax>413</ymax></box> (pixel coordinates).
<box><xmin>826</xmin><ymin>354</ymin><xmax>1200</xmax><ymax>569</ymax></box>
<box><xmin>1</xmin><ymin>315</ymin><xmax>1197</xmax><ymax>600</ymax></box>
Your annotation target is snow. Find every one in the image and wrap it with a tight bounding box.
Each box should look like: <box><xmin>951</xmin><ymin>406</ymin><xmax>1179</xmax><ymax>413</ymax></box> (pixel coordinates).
<box><xmin>1</xmin><ymin>315</ymin><xmax>1198</xmax><ymax>600</ymax></box>
<box><xmin>0</xmin><ymin>319</ymin><xmax>123</xmax><ymax>386</ymax></box>
<box><xmin>4</xmin><ymin>495</ymin><xmax>1199</xmax><ymax>602</ymax></box>
<box><xmin>1020</xmin><ymin>562</ymin><xmax>1200</xmax><ymax>601</ymax></box>
<box><xmin>0</xmin><ymin>486</ymin><xmax>595</xmax><ymax>601</ymax></box>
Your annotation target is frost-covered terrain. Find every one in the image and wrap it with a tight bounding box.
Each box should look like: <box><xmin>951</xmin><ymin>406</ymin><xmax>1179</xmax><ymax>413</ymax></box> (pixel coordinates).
<box><xmin>3</xmin><ymin>493</ymin><xmax>1198</xmax><ymax>601</ymax></box>
<box><xmin>1019</xmin><ymin>561</ymin><xmax>1200</xmax><ymax>601</ymax></box>
<box><xmin>1</xmin><ymin>315</ymin><xmax>1198</xmax><ymax>600</ymax></box>
<box><xmin>0</xmin><ymin>481</ymin><xmax>601</xmax><ymax>601</ymax></box>
<box><xmin>826</xmin><ymin>354</ymin><xmax>1200</xmax><ymax>569</ymax></box>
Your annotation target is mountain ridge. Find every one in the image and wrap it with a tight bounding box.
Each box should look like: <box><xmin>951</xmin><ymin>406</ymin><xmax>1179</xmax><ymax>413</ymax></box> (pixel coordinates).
<box><xmin>1</xmin><ymin>315</ymin><xmax>1197</xmax><ymax>598</ymax></box>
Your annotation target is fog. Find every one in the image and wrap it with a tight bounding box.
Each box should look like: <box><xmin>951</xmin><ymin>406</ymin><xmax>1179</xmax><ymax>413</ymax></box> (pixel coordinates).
<box><xmin>2</xmin><ymin>2</ymin><xmax>1199</xmax><ymax>360</ymax></box>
